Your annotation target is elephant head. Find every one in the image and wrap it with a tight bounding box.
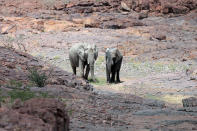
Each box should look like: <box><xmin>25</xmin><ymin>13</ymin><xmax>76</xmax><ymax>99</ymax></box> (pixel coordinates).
<box><xmin>106</xmin><ymin>48</ymin><xmax>122</xmax><ymax>66</ymax></box>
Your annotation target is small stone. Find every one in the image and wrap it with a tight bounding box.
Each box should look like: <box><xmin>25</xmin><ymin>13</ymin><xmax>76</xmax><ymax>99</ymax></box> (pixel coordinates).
<box><xmin>138</xmin><ymin>10</ymin><xmax>148</xmax><ymax>20</ymax></box>
<box><xmin>121</xmin><ymin>2</ymin><xmax>130</xmax><ymax>12</ymax></box>
<box><xmin>152</xmin><ymin>34</ymin><xmax>166</xmax><ymax>41</ymax></box>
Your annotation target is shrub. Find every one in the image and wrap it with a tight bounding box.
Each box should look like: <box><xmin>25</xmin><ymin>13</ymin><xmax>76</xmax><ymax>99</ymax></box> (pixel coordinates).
<box><xmin>28</xmin><ymin>68</ymin><xmax>48</xmax><ymax>87</ymax></box>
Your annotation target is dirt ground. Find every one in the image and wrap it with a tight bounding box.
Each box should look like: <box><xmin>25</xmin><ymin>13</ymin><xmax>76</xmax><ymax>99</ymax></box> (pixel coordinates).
<box><xmin>0</xmin><ymin>0</ymin><xmax>197</xmax><ymax>130</ymax></box>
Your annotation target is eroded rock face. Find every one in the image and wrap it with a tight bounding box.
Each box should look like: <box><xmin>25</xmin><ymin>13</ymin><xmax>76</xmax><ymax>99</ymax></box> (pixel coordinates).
<box><xmin>64</xmin><ymin>0</ymin><xmax>197</xmax><ymax>15</ymax></box>
<box><xmin>0</xmin><ymin>98</ymin><xmax>69</xmax><ymax>131</ymax></box>
<box><xmin>0</xmin><ymin>0</ymin><xmax>196</xmax><ymax>20</ymax></box>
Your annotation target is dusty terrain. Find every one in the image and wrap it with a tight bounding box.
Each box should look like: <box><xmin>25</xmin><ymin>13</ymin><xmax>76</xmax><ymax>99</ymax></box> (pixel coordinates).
<box><xmin>0</xmin><ymin>0</ymin><xmax>197</xmax><ymax>130</ymax></box>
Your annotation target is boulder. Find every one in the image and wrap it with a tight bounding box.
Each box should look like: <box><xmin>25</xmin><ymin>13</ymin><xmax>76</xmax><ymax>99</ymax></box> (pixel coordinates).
<box><xmin>0</xmin><ymin>98</ymin><xmax>69</xmax><ymax>131</ymax></box>
<box><xmin>138</xmin><ymin>10</ymin><xmax>148</xmax><ymax>19</ymax></box>
<box><xmin>172</xmin><ymin>5</ymin><xmax>190</xmax><ymax>14</ymax></box>
<box><xmin>83</xmin><ymin>17</ymin><xmax>100</xmax><ymax>28</ymax></box>
<box><xmin>182</xmin><ymin>97</ymin><xmax>197</xmax><ymax>107</ymax></box>
<box><xmin>53</xmin><ymin>1</ymin><xmax>66</xmax><ymax>10</ymax></box>
<box><xmin>0</xmin><ymin>107</ymin><xmax>52</xmax><ymax>131</ymax></box>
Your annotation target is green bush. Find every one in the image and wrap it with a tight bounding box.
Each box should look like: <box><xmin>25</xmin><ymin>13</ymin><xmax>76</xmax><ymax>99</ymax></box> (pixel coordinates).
<box><xmin>28</xmin><ymin>68</ymin><xmax>48</xmax><ymax>87</ymax></box>
<box><xmin>8</xmin><ymin>80</ymin><xmax>23</xmax><ymax>88</ymax></box>
<box><xmin>8</xmin><ymin>89</ymin><xmax>36</xmax><ymax>102</ymax></box>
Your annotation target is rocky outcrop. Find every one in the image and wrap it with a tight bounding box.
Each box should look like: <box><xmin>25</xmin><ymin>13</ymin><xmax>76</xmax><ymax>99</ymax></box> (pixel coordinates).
<box><xmin>123</xmin><ymin>0</ymin><xmax>197</xmax><ymax>15</ymax></box>
<box><xmin>0</xmin><ymin>0</ymin><xmax>196</xmax><ymax>21</ymax></box>
<box><xmin>0</xmin><ymin>46</ymin><xmax>92</xmax><ymax>91</ymax></box>
<box><xmin>64</xmin><ymin>0</ymin><xmax>197</xmax><ymax>15</ymax></box>
<box><xmin>0</xmin><ymin>98</ymin><xmax>69</xmax><ymax>131</ymax></box>
<box><xmin>83</xmin><ymin>13</ymin><xmax>145</xmax><ymax>29</ymax></box>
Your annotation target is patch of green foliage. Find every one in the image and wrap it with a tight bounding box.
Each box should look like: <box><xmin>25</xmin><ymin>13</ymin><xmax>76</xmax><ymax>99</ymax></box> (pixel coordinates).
<box><xmin>53</xmin><ymin>56</ymin><xmax>61</xmax><ymax>60</ymax></box>
<box><xmin>8</xmin><ymin>80</ymin><xmax>23</xmax><ymax>88</ymax></box>
<box><xmin>39</xmin><ymin>92</ymin><xmax>53</xmax><ymax>98</ymax></box>
<box><xmin>0</xmin><ymin>88</ymin><xmax>53</xmax><ymax>104</ymax></box>
<box><xmin>89</xmin><ymin>77</ymin><xmax>106</xmax><ymax>86</ymax></box>
<box><xmin>145</xmin><ymin>94</ymin><xmax>162</xmax><ymax>101</ymax></box>
<box><xmin>8</xmin><ymin>89</ymin><xmax>36</xmax><ymax>102</ymax></box>
<box><xmin>28</xmin><ymin>68</ymin><xmax>48</xmax><ymax>87</ymax></box>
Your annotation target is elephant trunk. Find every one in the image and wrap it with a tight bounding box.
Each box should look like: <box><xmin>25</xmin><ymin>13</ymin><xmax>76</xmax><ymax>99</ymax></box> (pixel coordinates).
<box><xmin>107</xmin><ymin>64</ymin><xmax>111</xmax><ymax>73</ymax></box>
<box><xmin>90</xmin><ymin>64</ymin><xmax>95</xmax><ymax>81</ymax></box>
<box><xmin>88</xmin><ymin>51</ymin><xmax>96</xmax><ymax>81</ymax></box>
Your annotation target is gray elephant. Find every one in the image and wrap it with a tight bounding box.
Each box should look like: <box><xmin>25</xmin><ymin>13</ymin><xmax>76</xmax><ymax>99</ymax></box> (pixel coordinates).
<box><xmin>69</xmin><ymin>43</ymin><xmax>98</xmax><ymax>81</ymax></box>
<box><xmin>105</xmin><ymin>48</ymin><xmax>123</xmax><ymax>83</ymax></box>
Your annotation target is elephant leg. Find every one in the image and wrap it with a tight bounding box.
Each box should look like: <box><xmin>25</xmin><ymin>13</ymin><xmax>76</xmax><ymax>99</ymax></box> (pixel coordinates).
<box><xmin>106</xmin><ymin>66</ymin><xmax>111</xmax><ymax>83</ymax></box>
<box><xmin>90</xmin><ymin>65</ymin><xmax>96</xmax><ymax>82</ymax></box>
<box><xmin>71</xmin><ymin>66</ymin><xmax>76</xmax><ymax>75</ymax></box>
<box><xmin>116</xmin><ymin>69</ymin><xmax>121</xmax><ymax>83</ymax></box>
<box><xmin>111</xmin><ymin>71</ymin><xmax>115</xmax><ymax>83</ymax></box>
<box><xmin>116</xmin><ymin>58</ymin><xmax>122</xmax><ymax>83</ymax></box>
<box><xmin>79</xmin><ymin>59</ymin><xmax>84</xmax><ymax>78</ymax></box>
<box><xmin>84</xmin><ymin>64</ymin><xmax>90</xmax><ymax>80</ymax></box>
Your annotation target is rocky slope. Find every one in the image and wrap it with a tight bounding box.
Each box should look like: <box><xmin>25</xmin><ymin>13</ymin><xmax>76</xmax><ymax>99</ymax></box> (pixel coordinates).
<box><xmin>0</xmin><ymin>46</ymin><xmax>92</xmax><ymax>90</ymax></box>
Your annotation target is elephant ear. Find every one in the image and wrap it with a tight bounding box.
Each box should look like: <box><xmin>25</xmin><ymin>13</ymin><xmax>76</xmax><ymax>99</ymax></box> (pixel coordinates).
<box><xmin>77</xmin><ymin>47</ymin><xmax>85</xmax><ymax>61</ymax></box>
<box><xmin>105</xmin><ymin>48</ymin><xmax>109</xmax><ymax>61</ymax></box>
<box><xmin>105</xmin><ymin>48</ymin><xmax>114</xmax><ymax>65</ymax></box>
<box><xmin>115</xmin><ymin>48</ymin><xmax>122</xmax><ymax>63</ymax></box>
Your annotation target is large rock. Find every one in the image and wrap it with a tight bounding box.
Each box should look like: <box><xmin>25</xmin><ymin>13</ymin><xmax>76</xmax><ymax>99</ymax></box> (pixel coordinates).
<box><xmin>0</xmin><ymin>107</ymin><xmax>52</xmax><ymax>131</ymax></box>
<box><xmin>138</xmin><ymin>10</ymin><xmax>148</xmax><ymax>19</ymax></box>
<box><xmin>0</xmin><ymin>98</ymin><xmax>69</xmax><ymax>131</ymax></box>
<box><xmin>182</xmin><ymin>97</ymin><xmax>197</xmax><ymax>107</ymax></box>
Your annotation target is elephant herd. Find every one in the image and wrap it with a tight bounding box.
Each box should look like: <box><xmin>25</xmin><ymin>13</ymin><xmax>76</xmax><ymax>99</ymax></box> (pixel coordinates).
<box><xmin>69</xmin><ymin>43</ymin><xmax>123</xmax><ymax>83</ymax></box>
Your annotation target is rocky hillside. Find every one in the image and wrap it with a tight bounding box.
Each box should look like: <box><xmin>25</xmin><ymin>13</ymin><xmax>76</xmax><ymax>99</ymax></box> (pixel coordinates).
<box><xmin>0</xmin><ymin>46</ymin><xmax>92</xmax><ymax>90</ymax></box>
<box><xmin>0</xmin><ymin>46</ymin><xmax>91</xmax><ymax>130</ymax></box>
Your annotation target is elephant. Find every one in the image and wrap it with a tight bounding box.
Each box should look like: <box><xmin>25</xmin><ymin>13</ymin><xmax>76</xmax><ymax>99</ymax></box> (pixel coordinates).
<box><xmin>105</xmin><ymin>48</ymin><xmax>123</xmax><ymax>83</ymax></box>
<box><xmin>69</xmin><ymin>43</ymin><xmax>98</xmax><ymax>81</ymax></box>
